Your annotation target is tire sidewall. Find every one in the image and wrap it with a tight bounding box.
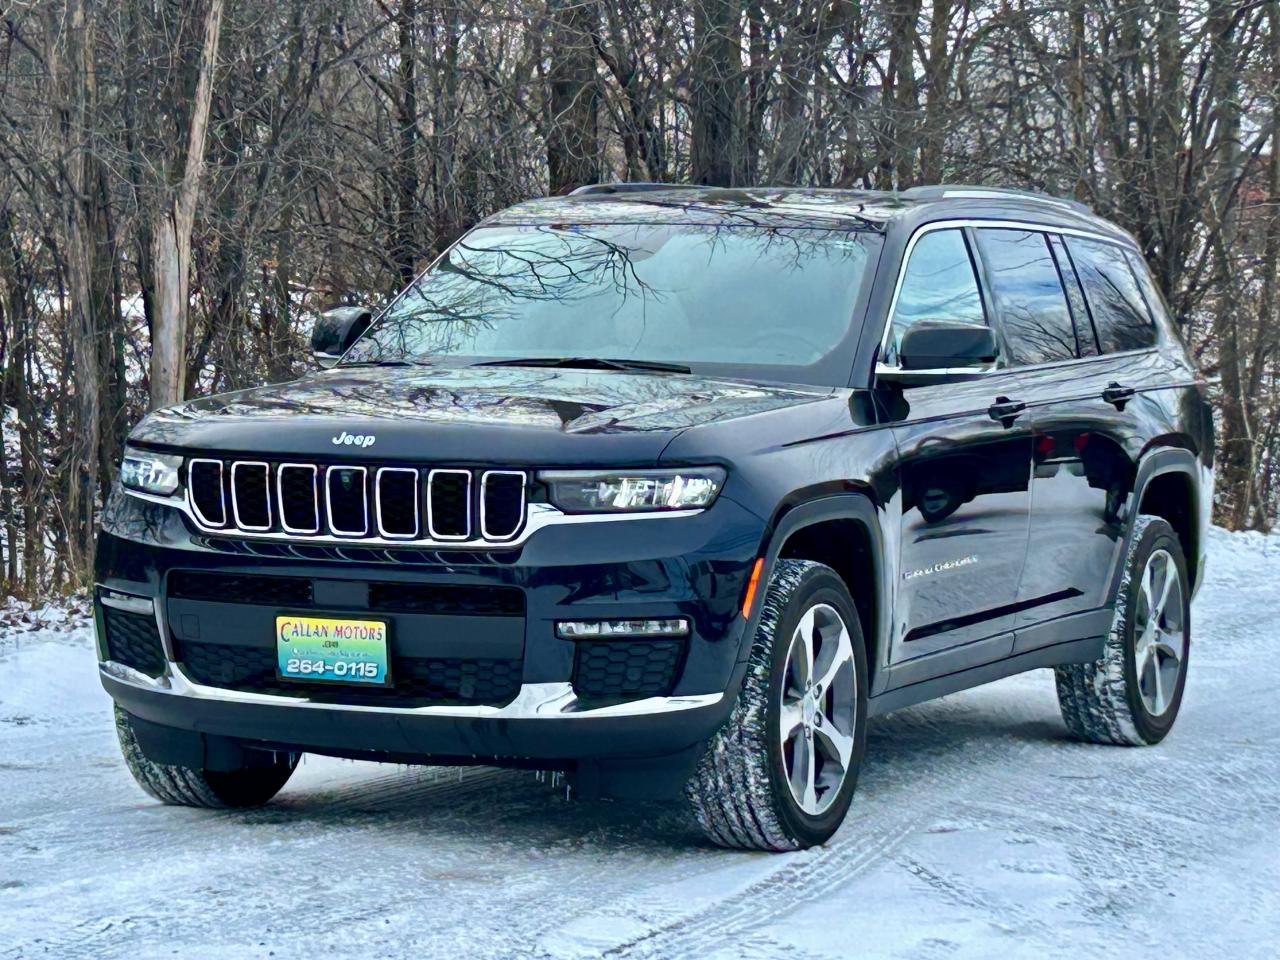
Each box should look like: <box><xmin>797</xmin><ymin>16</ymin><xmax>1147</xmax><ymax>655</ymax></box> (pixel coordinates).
<box><xmin>1120</xmin><ymin>519</ymin><xmax>1190</xmax><ymax>743</ymax></box>
<box><xmin>762</xmin><ymin>567</ymin><xmax>868</xmax><ymax>846</ymax></box>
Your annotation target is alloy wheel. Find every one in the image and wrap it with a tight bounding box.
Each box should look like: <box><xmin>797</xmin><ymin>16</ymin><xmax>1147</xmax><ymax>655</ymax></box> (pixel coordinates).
<box><xmin>778</xmin><ymin>603</ymin><xmax>858</xmax><ymax>816</ymax></box>
<box><xmin>1133</xmin><ymin>547</ymin><xmax>1186</xmax><ymax>717</ymax></box>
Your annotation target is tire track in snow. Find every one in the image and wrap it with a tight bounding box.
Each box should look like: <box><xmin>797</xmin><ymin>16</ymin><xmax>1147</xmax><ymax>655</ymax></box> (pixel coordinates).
<box><xmin>542</xmin><ymin>705</ymin><xmax>1054</xmax><ymax>959</ymax></box>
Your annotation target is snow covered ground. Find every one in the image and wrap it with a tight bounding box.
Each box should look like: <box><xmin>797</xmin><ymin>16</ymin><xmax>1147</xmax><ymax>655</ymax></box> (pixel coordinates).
<box><xmin>2</xmin><ymin>527</ymin><xmax>1278</xmax><ymax>959</ymax></box>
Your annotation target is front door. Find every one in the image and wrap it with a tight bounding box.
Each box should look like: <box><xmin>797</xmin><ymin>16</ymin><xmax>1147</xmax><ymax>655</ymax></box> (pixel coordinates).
<box><xmin>879</xmin><ymin>226</ymin><xmax>1033</xmax><ymax>678</ymax></box>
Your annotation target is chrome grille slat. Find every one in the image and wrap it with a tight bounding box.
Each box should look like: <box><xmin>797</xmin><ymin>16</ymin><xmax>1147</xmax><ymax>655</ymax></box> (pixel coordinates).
<box><xmin>427</xmin><ymin>468</ymin><xmax>472</xmax><ymax>540</ymax></box>
<box><xmin>480</xmin><ymin>470</ymin><xmax>527</xmax><ymax>541</ymax></box>
<box><xmin>230</xmin><ymin>462</ymin><xmax>271</xmax><ymax>531</ymax></box>
<box><xmin>182</xmin><ymin>459</ymin><xmax>528</xmax><ymax>547</ymax></box>
<box><xmin>375</xmin><ymin>467</ymin><xmax>419</xmax><ymax>539</ymax></box>
<box><xmin>188</xmin><ymin>459</ymin><xmax>226</xmax><ymax>527</ymax></box>
<box><xmin>325</xmin><ymin>465</ymin><xmax>369</xmax><ymax>537</ymax></box>
<box><xmin>277</xmin><ymin>463</ymin><xmax>320</xmax><ymax>534</ymax></box>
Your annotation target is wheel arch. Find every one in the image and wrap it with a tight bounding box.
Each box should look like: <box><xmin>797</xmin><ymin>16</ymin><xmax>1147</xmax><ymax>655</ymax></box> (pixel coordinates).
<box><xmin>750</xmin><ymin>492</ymin><xmax>889</xmax><ymax>692</ymax></box>
<box><xmin>1110</xmin><ymin>447</ymin><xmax>1203</xmax><ymax>601</ymax></box>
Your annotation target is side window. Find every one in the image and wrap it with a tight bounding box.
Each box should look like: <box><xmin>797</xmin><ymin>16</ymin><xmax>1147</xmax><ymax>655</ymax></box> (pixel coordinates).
<box><xmin>886</xmin><ymin>228</ymin><xmax>986</xmax><ymax>365</ymax></box>
<box><xmin>973</xmin><ymin>228</ymin><xmax>1076</xmax><ymax>365</ymax></box>
<box><xmin>1064</xmin><ymin>236</ymin><xmax>1157</xmax><ymax>353</ymax></box>
<box><xmin>1048</xmin><ymin>234</ymin><xmax>1100</xmax><ymax>357</ymax></box>
<box><xmin>1125</xmin><ymin>250</ymin><xmax>1174</xmax><ymax>332</ymax></box>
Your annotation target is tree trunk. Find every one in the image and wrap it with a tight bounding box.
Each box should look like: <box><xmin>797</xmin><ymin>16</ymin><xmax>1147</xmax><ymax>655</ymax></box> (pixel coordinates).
<box><xmin>392</xmin><ymin>0</ymin><xmax>420</xmax><ymax>285</ymax></box>
<box><xmin>690</xmin><ymin>0</ymin><xmax>741</xmax><ymax>186</ymax></box>
<box><xmin>880</xmin><ymin>0</ymin><xmax>922</xmax><ymax>188</ymax></box>
<box><xmin>149</xmin><ymin>0</ymin><xmax>225</xmax><ymax>410</ymax></box>
<box><xmin>546</xmin><ymin>0</ymin><xmax>599</xmax><ymax>193</ymax></box>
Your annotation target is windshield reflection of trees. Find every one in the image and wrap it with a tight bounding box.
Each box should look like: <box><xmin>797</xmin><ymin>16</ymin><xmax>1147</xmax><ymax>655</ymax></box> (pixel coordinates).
<box><xmin>345</xmin><ymin>220</ymin><xmax>873</xmax><ymax>366</ymax></box>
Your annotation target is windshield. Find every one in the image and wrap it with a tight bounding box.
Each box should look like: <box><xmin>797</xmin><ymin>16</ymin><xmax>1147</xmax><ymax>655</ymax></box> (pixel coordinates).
<box><xmin>343</xmin><ymin>223</ymin><xmax>879</xmax><ymax>382</ymax></box>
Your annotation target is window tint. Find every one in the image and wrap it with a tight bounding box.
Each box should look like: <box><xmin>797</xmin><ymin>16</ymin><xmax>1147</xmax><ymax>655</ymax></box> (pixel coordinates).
<box><xmin>1064</xmin><ymin>236</ymin><xmax>1156</xmax><ymax>353</ymax></box>
<box><xmin>1125</xmin><ymin>250</ymin><xmax>1173</xmax><ymax>331</ymax></box>
<box><xmin>886</xmin><ymin>229</ymin><xmax>986</xmax><ymax>365</ymax></box>
<box><xmin>1048</xmin><ymin>234</ymin><xmax>1099</xmax><ymax>357</ymax></box>
<box><xmin>974</xmin><ymin>228</ymin><xmax>1076</xmax><ymax>365</ymax></box>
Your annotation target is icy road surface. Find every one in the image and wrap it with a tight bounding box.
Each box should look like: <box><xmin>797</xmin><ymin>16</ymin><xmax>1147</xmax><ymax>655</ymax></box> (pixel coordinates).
<box><xmin>2</xmin><ymin>527</ymin><xmax>1278</xmax><ymax>959</ymax></box>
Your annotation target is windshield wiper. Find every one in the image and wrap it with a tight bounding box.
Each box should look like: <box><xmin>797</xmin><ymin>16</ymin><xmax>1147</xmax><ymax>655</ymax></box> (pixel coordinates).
<box><xmin>474</xmin><ymin>356</ymin><xmax>691</xmax><ymax>374</ymax></box>
<box><xmin>339</xmin><ymin>358</ymin><xmax>429</xmax><ymax>368</ymax></box>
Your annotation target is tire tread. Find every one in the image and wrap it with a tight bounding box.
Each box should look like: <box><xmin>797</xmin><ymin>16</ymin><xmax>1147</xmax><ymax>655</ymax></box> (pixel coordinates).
<box><xmin>1054</xmin><ymin>515</ymin><xmax>1182</xmax><ymax>746</ymax></box>
<box><xmin>685</xmin><ymin>559</ymin><xmax>827</xmax><ymax>851</ymax></box>
<box><xmin>114</xmin><ymin>706</ymin><xmax>294</xmax><ymax>808</ymax></box>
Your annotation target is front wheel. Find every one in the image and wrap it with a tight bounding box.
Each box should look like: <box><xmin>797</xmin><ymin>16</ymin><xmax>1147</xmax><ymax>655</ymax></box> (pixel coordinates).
<box><xmin>115</xmin><ymin>706</ymin><xmax>298</xmax><ymax>808</ymax></box>
<box><xmin>685</xmin><ymin>559</ymin><xmax>868</xmax><ymax>851</ymax></box>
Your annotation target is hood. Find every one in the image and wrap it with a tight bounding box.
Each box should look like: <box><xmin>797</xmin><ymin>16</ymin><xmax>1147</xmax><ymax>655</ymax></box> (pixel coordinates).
<box><xmin>130</xmin><ymin>364</ymin><xmax>832</xmax><ymax>464</ymax></box>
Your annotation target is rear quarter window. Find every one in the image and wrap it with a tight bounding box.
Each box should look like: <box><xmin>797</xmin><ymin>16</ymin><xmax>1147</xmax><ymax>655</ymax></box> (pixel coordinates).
<box><xmin>1064</xmin><ymin>236</ymin><xmax>1157</xmax><ymax>353</ymax></box>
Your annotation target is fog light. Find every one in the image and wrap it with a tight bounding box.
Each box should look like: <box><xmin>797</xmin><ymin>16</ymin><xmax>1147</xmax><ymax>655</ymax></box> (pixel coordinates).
<box><xmin>556</xmin><ymin>618</ymin><xmax>689</xmax><ymax>639</ymax></box>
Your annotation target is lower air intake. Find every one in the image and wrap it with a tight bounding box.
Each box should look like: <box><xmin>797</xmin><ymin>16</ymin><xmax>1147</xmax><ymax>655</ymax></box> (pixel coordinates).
<box><xmin>102</xmin><ymin>606</ymin><xmax>166</xmax><ymax>678</ymax></box>
<box><xmin>571</xmin><ymin>638</ymin><xmax>686</xmax><ymax>702</ymax></box>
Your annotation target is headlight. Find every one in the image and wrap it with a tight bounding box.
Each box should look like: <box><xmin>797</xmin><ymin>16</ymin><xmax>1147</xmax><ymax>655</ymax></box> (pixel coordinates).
<box><xmin>539</xmin><ymin>467</ymin><xmax>726</xmax><ymax>513</ymax></box>
<box><xmin>120</xmin><ymin>447</ymin><xmax>183</xmax><ymax>496</ymax></box>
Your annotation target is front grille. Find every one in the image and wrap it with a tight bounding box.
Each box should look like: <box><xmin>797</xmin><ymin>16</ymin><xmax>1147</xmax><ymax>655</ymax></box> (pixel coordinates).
<box><xmin>169</xmin><ymin>570</ymin><xmax>314</xmax><ymax>607</ymax></box>
<box><xmin>102</xmin><ymin>606</ymin><xmax>166</xmax><ymax>677</ymax></box>
<box><xmin>176</xmin><ymin>640</ymin><xmax>521</xmax><ymax>707</ymax></box>
<box><xmin>185</xmin><ymin>459</ymin><xmax>526</xmax><ymax>545</ymax></box>
<box><xmin>571</xmin><ymin>639</ymin><xmax>686</xmax><ymax>702</ymax></box>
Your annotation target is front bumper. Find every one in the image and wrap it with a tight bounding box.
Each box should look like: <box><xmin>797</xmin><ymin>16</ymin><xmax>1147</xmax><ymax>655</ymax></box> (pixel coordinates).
<box><xmin>103</xmin><ymin>660</ymin><xmax>731</xmax><ymax>761</ymax></box>
<box><xmin>95</xmin><ymin>484</ymin><xmax>763</xmax><ymax>764</ymax></box>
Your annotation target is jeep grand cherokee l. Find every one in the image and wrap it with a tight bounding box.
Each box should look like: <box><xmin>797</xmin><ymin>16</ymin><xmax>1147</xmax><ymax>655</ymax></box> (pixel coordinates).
<box><xmin>96</xmin><ymin>184</ymin><xmax>1213</xmax><ymax>850</ymax></box>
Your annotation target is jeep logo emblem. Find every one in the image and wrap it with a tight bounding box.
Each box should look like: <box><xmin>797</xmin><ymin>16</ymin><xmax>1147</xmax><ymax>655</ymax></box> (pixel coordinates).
<box><xmin>332</xmin><ymin>431</ymin><xmax>376</xmax><ymax>448</ymax></box>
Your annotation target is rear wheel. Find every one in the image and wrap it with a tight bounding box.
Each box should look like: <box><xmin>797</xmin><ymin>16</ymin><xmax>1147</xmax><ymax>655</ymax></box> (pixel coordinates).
<box><xmin>685</xmin><ymin>559</ymin><xmax>867</xmax><ymax>851</ymax></box>
<box><xmin>115</xmin><ymin>706</ymin><xmax>298</xmax><ymax>807</ymax></box>
<box><xmin>1055</xmin><ymin>515</ymin><xmax>1190</xmax><ymax>746</ymax></box>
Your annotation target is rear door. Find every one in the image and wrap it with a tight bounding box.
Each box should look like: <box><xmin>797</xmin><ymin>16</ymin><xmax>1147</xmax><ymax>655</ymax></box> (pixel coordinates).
<box><xmin>882</xmin><ymin>226</ymin><xmax>1033</xmax><ymax>678</ymax></box>
<box><xmin>972</xmin><ymin>228</ymin><xmax>1166</xmax><ymax>651</ymax></box>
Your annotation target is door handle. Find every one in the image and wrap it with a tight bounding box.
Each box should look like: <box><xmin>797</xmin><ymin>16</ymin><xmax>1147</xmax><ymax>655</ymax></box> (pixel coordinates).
<box><xmin>1101</xmin><ymin>382</ymin><xmax>1135</xmax><ymax>410</ymax></box>
<box><xmin>988</xmin><ymin>396</ymin><xmax>1026</xmax><ymax>426</ymax></box>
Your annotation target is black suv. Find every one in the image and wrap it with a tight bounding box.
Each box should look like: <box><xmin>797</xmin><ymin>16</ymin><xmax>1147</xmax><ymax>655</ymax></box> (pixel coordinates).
<box><xmin>97</xmin><ymin>184</ymin><xmax>1212</xmax><ymax>850</ymax></box>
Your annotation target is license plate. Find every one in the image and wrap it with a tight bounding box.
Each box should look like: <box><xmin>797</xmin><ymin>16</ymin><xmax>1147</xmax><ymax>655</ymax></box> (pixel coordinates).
<box><xmin>275</xmin><ymin>615</ymin><xmax>391</xmax><ymax>686</ymax></box>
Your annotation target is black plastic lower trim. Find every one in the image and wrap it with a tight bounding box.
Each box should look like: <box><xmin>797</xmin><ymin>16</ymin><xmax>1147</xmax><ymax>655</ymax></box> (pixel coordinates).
<box><xmin>867</xmin><ymin>635</ymin><xmax>1105</xmax><ymax>718</ymax></box>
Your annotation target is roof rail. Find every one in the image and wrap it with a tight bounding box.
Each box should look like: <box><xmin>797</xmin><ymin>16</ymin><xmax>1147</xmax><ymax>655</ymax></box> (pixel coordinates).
<box><xmin>569</xmin><ymin>182</ymin><xmax>699</xmax><ymax>196</ymax></box>
<box><xmin>899</xmin><ymin>184</ymin><xmax>1092</xmax><ymax>215</ymax></box>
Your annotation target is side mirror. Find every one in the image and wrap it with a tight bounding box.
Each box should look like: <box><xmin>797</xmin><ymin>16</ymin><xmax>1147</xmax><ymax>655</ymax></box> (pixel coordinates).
<box><xmin>312</xmin><ymin>305</ymin><xmax>373</xmax><ymax>368</ymax></box>
<box><xmin>899</xmin><ymin>319</ymin><xmax>997</xmax><ymax>370</ymax></box>
<box><xmin>877</xmin><ymin>319</ymin><xmax>998</xmax><ymax>385</ymax></box>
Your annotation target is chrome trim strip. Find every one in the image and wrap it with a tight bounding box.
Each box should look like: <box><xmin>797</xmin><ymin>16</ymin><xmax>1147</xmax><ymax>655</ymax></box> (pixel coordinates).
<box><xmin>875</xmin><ymin>217</ymin><xmax>1139</xmax><ymax>376</ymax></box>
<box><xmin>230</xmin><ymin>461</ymin><xmax>272</xmax><ymax>531</ymax></box>
<box><xmin>101</xmin><ymin>665</ymin><xmax>724</xmax><ymax>719</ymax></box>
<box><xmin>100</xmin><ymin>591</ymin><xmax>155</xmax><ymax>616</ymax></box>
<box><xmin>480</xmin><ymin>469</ymin><xmax>527</xmax><ymax>541</ymax></box>
<box><xmin>187</xmin><ymin>458</ymin><xmax>226</xmax><ymax>528</ymax></box>
<box><xmin>128</xmin><ymin>488</ymin><xmax>702</xmax><ymax>547</ymax></box>
<box><xmin>325</xmin><ymin>465</ymin><xmax>369</xmax><ymax>537</ymax></box>
<box><xmin>426</xmin><ymin>468</ymin><xmax>472</xmax><ymax>541</ymax></box>
<box><xmin>276</xmin><ymin>463</ymin><xmax>320</xmax><ymax>534</ymax></box>
<box><xmin>375</xmin><ymin>466</ymin><xmax>420</xmax><ymax>539</ymax></box>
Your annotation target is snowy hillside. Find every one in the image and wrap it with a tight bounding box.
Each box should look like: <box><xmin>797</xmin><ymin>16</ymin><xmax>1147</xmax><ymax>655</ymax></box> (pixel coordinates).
<box><xmin>1</xmin><ymin>526</ymin><xmax>1277</xmax><ymax>959</ymax></box>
